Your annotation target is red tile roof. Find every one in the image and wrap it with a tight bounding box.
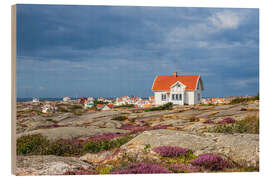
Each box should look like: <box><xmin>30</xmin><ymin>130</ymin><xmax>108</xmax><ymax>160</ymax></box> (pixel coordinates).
<box><xmin>152</xmin><ymin>75</ymin><xmax>200</xmax><ymax>91</ymax></box>
<box><xmin>96</xmin><ymin>104</ymin><xmax>105</xmax><ymax>108</ymax></box>
<box><xmin>107</xmin><ymin>104</ymin><xmax>114</xmax><ymax>108</ymax></box>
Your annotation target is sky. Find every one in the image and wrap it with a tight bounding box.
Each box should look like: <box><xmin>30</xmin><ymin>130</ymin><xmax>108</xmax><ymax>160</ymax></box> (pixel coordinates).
<box><xmin>16</xmin><ymin>5</ymin><xmax>259</xmax><ymax>98</ymax></box>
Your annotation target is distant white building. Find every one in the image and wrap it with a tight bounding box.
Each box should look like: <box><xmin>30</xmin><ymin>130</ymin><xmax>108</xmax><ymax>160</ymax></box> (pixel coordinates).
<box><xmin>88</xmin><ymin>97</ymin><xmax>95</xmax><ymax>101</ymax></box>
<box><xmin>152</xmin><ymin>72</ymin><xmax>204</xmax><ymax>105</ymax></box>
<box><xmin>63</xmin><ymin>96</ymin><xmax>71</xmax><ymax>102</ymax></box>
<box><xmin>84</xmin><ymin>101</ymin><xmax>94</xmax><ymax>108</ymax></box>
<box><xmin>32</xmin><ymin>98</ymin><xmax>39</xmax><ymax>103</ymax></box>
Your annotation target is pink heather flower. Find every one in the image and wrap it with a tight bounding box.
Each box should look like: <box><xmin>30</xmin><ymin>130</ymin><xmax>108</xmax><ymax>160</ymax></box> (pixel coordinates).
<box><xmin>111</xmin><ymin>163</ymin><xmax>171</xmax><ymax>174</ymax></box>
<box><xmin>219</xmin><ymin>117</ymin><xmax>235</xmax><ymax>124</ymax></box>
<box><xmin>152</xmin><ymin>146</ymin><xmax>191</xmax><ymax>157</ymax></box>
<box><xmin>191</xmin><ymin>154</ymin><xmax>230</xmax><ymax>170</ymax></box>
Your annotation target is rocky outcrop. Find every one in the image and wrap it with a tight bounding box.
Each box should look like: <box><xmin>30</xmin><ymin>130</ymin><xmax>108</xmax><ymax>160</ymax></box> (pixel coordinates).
<box><xmin>121</xmin><ymin>129</ymin><xmax>259</xmax><ymax>167</ymax></box>
<box><xmin>80</xmin><ymin>150</ymin><xmax>122</xmax><ymax>165</ymax></box>
<box><xmin>16</xmin><ymin>155</ymin><xmax>93</xmax><ymax>175</ymax></box>
<box><xmin>17</xmin><ymin>127</ymin><xmax>128</xmax><ymax>140</ymax></box>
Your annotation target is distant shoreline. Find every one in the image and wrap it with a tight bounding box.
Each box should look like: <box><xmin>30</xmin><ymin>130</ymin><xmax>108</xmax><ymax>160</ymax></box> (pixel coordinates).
<box><xmin>16</xmin><ymin>97</ymin><xmax>70</xmax><ymax>102</ymax></box>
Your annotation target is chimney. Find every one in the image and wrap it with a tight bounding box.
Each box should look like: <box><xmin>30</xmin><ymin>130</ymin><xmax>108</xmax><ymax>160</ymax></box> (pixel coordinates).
<box><xmin>173</xmin><ymin>72</ymin><xmax>178</xmax><ymax>77</ymax></box>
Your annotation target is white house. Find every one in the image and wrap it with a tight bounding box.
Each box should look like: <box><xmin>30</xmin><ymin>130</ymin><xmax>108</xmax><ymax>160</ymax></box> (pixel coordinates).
<box><xmin>32</xmin><ymin>98</ymin><xmax>39</xmax><ymax>103</ymax></box>
<box><xmin>152</xmin><ymin>72</ymin><xmax>204</xmax><ymax>105</ymax></box>
<box><xmin>63</xmin><ymin>96</ymin><xmax>71</xmax><ymax>102</ymax></box>
<box><xmin>84</xmin><ymin>101</ymin><xmax>94</xmax><ymax>108</ymax></box>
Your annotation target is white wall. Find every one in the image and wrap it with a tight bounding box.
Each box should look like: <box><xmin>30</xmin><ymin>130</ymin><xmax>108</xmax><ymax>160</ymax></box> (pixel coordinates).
<box><xmin>194</xmin><ymin>90</ymin><xmax>202</xmax><ymax>104</ymax></box>
<box><xmin>186</xmin><ymin>91</ymin><xmax>194</xmax><ymax>105</ymax></box>
<box><xmin>154</xmin><ymin>91</ymin><xmax>169</xmax><ymax>105</ymax></box>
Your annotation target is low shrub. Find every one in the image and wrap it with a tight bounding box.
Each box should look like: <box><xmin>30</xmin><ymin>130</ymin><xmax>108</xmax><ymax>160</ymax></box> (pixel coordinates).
<box><xmin>16</xmin><ymin>134</ymin><xmax>50</xmax><ymax>155</ymax></box>
<box><xmin>83</xmin><ymin>135</ymin><xmax>133</xmax><ymax>153</ymax></box>
<box><xmin>152</xmin><ymin>146</ymin><xmax>192</xmax><ymax>158</ymax></box>
<box><xmin>191</xmin><ymin>154</ymin><xmax>230</xmax><ymax>170</ymax></box>
<box><xmin>47</xmin><ymin>139</ymin><xmax>84</xmax><ymax>156</ymax></box>
<box><xmin>144</xmin><ymin>103</ymin><xmax>173</xmax><ymax>112</ymax></box>
<box><xmin>210</xmin><ymin>115</ymin><xmax>259</xmax><ymax>134</ymax></box>
<box><xmin>111</xmin><ymin>116</ymin><xmax>127</xmax><ymax>121</ymax></box>
<box><xmin>219</xmin><ymin>117</ymin><xmax>235</xmax><ymax>124</ymax></box>
<box><xmin>17</xmin><ymin>133</ymin><xmax>133</xmax><ymax>156</ymax></box>
<box><xmin>70</xmin><ymin>104</ymin><xmax>83</xmax><ymax>110</ymax></box>
<box><xmin>144</xmin><ymin>144</ymin><xmax>151</xmax><ymax>150</ymax></box>
<box><xmin>97</xmin><ymin>165</ymin><xmax>114</xmax><ymax>174</ymax></box>
<box><xmin>114</xmin><ymin>104</ymin><xmax>134</xmax><ymax>108</ymax></box>
<box><xmin>111</xmin><ymin>163</ymin><xmax>171</xmax><ymax>174</ymax></box>
<box><xmin>230</xmin><ymin>95</ymin><xmax>259</xmax><ymax>104</ymax></box>
<box><xmin>189</xmin><ymin>116</ymin><xmax>198</xmax><ymax>122</ymax></box>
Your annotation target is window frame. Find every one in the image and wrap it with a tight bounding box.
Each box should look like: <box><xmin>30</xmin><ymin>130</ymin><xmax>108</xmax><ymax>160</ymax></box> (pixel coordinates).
<box><xmin>161</xmin><ymin>94</ymin><xmax>166</xmax><ymax>101</ymax></box>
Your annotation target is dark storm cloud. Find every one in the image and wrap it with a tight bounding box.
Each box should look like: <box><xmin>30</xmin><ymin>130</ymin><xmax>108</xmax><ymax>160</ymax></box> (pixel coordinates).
<box><xmin>16</xmin><ymin>5</ymin><xmax>259</xmax><ymax>98</ymax></box>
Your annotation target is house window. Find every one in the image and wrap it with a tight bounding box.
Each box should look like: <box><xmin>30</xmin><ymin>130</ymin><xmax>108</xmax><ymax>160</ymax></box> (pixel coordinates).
<box><xmin>161</xmin><ymin>94</ymin><xmax>166</xmax><ymax>101</ymax></box>
<box><xmin>172</xmin><ymin>94</ymin><xmax>182</xmax><ymax>101</ymax></box>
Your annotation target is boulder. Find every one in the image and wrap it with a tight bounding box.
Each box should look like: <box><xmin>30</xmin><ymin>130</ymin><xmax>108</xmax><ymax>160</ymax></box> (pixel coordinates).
<box><xmin>80</xmin><ymin>149</ymin><xmax>122</xmax><ymax>164</ymax></box>
<box><xmin>16</xmin><ymin>155</ymin><xmax>93</xmax><ymax>175</ymax></box>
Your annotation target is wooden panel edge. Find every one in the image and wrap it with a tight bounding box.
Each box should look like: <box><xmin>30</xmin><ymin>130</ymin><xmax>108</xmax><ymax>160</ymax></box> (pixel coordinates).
<box><xmin>11</xmin><ymin>4</ymin><xmax>17</xmax><ymax>175</ymax></box>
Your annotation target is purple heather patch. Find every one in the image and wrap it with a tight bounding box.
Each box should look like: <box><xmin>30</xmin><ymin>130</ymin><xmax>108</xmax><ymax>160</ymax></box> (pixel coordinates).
<box><xmin>204</xmin><ymin>120</ymin><xmax>214</xmax><ymax>124</ymax></box>
<box><xmin>219</xmin><ymin>117</ymin><xmax>235</xmax><ymax>124</ymax></box>
<box><xmin>120</xmin><ymin>124</ymin><xmax>148</xmax><ymax>133</ymax></box>
<box><xmin>191</xmin><ymin>154</ymin><xmax>230</xmax><ymax>170</ymax></box>
<box><xmin>89</xmin><ymin>133</ymin><xmax>122</xmax><ymax>142</ymax></box>
<box><xmin>151</xmin><ymin>125</ymin><xmax>169</xmax><ymax>130</ymax></box>
<box><xmin>152</xmin><ymin>146</ymin><xmax>191</xmax><ymax>157</ymax></box>
<box><xmin>240</xmin><ymin>107</ymin><xmax>247</xmax><ymax>111</ymax></box>
<box><xmin>111</xmin><ymin>163</ymin><xmax>171</xmax><ymax>174</ymax></box>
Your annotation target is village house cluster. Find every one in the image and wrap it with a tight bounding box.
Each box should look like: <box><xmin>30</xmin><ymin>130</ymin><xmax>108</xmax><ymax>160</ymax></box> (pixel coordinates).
<box><xmin>30</xmin><ymin>95</ymin><xmax>156</xmax><ymax>113</ymax></box>
<box><xmin>28</xmin><ymin>72</ymin><xmax>244</xmax><ymax>114</ymax></box>
<box><xmin>201</xmin><ymin>97</ymin><xmax>239</xmax><ymax>105</ymax></box>
<box><xmin>30</xmin><ymin>95</ymin><xmax>236</xmax><ymax>114</ymax></box>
